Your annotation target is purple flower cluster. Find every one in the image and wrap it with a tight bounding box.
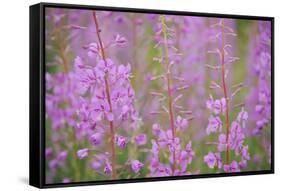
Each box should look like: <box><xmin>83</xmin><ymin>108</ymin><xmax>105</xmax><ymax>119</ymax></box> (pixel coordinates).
<box><xmin>74</xmin><ymin>56</ymin><xmax>138</xmax><ymax>130</ymax></box>
<box><xmin>204</xmin><ymin>152</ymin><xmax>222</xmax><ymax>169</ymax></box>
<box><xmin>73</xmin><ymin>11</ymin><xmax>143</xmax><ymax>179</ymax></box>
<box><xmin>204</xmin><ymin>108</ymin><xmax>250</xmax><ymax>172</ymax></box>
<box><xmin>45</xmin><ymin>72</ymin><xmax>78</xmax><ymax>181</ymax></box>
<box><xmin>253</xmin><ymin>21</ymin><xmax>271</xmax><ymax>135</ymax></box>
<box><xmin>48</xmin><ymin>150</ymin><xmax>68</xmax><ymax>172</ymax></box>
<box><xmin>45</xmin><ymin>11</ymin><xmax>82</xmax><ymax>182</ymax></box>
<box><xmin>46</xmin><ymin>73</ymin><xmax>79</xmax><ymax>130</ymax></box>
<box><xmin>131</xmin><ymin>160</ymin><xmax>144</xmax><ymax>173</ymax></box>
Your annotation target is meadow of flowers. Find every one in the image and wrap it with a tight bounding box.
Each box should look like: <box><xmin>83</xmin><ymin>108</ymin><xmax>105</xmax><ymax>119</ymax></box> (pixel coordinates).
<box><xmin>45</xmin><ymin>7</ymin><xmax>272</xmax><ymax>184</ymax></box>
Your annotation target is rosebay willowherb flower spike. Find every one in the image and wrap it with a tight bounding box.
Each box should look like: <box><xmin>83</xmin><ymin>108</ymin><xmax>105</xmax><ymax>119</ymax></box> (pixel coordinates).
<box><xmin>245</xmin><ymin>21</ymin><xmax>271</xmax><ymax>164</ymax></box>
<box><xmin>149</xmin><ymin>15</ymin><xmax>194</xmax><ymax>177</ymax></box>
<box><xmin>204</xmin><ymin>19</ymin><xmax>250</xmax><ymax>172</ymax></box>
<box><xmin>253</xmin><ymin>21</ymin><xmax>271</xmax><ymax>135</ymax></box>
<box><xmin>45</xmin><ymin>10</ymin><xmax>83</xmax><ymax>183</ymax></box>
<box><xmin>74</xmin><ymin>11</ymin><xmax>140</xmax><ymax>179</ymax></box>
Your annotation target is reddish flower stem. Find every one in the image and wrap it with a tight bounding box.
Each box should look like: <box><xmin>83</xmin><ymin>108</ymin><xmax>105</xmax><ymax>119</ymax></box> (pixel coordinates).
<box><xmin>161</xmin><ymin>16</ymin><xmax>177</xmax><ymax>175</ymax></box>
<box><xmin>220</xmin><ymin>19</ymin><xmax>230</xmax><ymax>164</ymax></box>
<box><xmin>93</xmin><ymin>11</ymin><xmax>117</xmax><ymax>179</ymax></box>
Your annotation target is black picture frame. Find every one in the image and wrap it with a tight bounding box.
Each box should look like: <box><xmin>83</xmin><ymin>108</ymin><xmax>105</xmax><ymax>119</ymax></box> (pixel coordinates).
<box><xmin>29</xmin><ymin>2</ymin><xmax>275</xmax><ymax>188</ymax></box>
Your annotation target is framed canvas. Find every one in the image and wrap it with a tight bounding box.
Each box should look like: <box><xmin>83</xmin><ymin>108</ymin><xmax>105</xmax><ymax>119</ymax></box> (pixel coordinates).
<box><xmin>29</xmin><ymin>2</ymin><xmax>274</xmax><ymax>188</ymax></box>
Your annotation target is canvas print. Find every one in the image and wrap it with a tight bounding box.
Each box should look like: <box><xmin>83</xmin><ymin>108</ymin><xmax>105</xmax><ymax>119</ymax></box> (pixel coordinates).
<box><xmin>45</xmin><ymin>7</ymin><xmax>272</xmax><ymax>184</ymax></box>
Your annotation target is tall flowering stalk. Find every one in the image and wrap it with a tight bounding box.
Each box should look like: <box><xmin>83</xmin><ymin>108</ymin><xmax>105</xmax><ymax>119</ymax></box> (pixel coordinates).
<box><xmin>93</xmin><ymin>12</ymin><xmax>117</xmax><ymax>179</ymax></box>
<box><xmin>74</xmin><ymin>11</ymin><xmax>140</xmax><ymax>179</ymax></box>
<box><xmin>45</xmin><ymin>10</ymin><xmax>81</xmax><ymax>183</ymax></box>
<box><xmin>149</xmin><ymin>15</ymin><xmax>194</xmax><ymax>177</ymax></box>
<box><xmin>162</xmin><ymin>16</ymin><xmax>177</xmax><ymax>174</ymax></box>
<box><xmin>204</xmin><ymin>19</ymin><xmax>250</xmax><ymax>172</ymax></box>
<box><xmin>246</xmin><ymin>21</ymin><xmax>271</xmax><ymax>164</ymax></box>
<box><xmin>217</xmin><ymin>19</ymin><xmax>231</xmax><ymax>163</ymax></box>
<box><xmin>253</xmin><ymin>21</ymin><xmax>271</xmax><ymax>135</ymax></box>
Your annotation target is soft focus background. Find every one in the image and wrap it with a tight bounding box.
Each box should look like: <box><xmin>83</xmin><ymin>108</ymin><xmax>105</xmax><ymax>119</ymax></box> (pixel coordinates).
<box><xmin>45</xmin><ymin>8</ymin><xmax>271</xmax><ymax>183</ymax></box>
<box><xmin>0</xmin><ymin>0</ymin><xmax>279</xmax><ymax>191</ymax></box>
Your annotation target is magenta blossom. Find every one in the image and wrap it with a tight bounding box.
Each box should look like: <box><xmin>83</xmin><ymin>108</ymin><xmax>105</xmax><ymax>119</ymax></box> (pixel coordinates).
<box><xmin>239</xmin><ymin>160</ymin><xmax>247</xmax><ymax>169</ymax></box>
<box><xmin>90</xmin><ymin>132</ymin><xmax>103</xmax><ymax>146</ymax></box>
<box><xmin>57</xmin><ymin>151</ymin><xmax>68</xmax><ymax>162</ymax></box>
<box><xmin>206</xmin><ymin>96</ymin><xmax>226</xmax><ymax>115</ymax></box>
<box><xmin>241</xmin><ymin>145</ymin><xmax>250</xmax><ymax>160</ymax></box>
<box><xmin>131</xmin><ymin>160</ymin><xmax>144</xmax><ymax>173</ymax></box>
<box><xmin>204</xmin><ymin>152</ymin><xmax>222</xmax><ymax>169</ymax></box>
<box><xmin>229</xmin><ymin>121</ymin><xmax>245</xmax><ymax>154</ymax></box>
<box><xmin>185</xmin><ymin>141</ymin><xmax>195</xmax><ymax>164</ymax></box>
<box><xmin>115</xmin><ymin>135</ymin><xmax>128</xmax><ymax>149</ymax></box>
<box><xmin>152</xmin><ymin>123</ymin><xmax>161</xmax><ymax>135</ymax></box>
<box><xmin>223</xmin><ymin>161</ymin><xmax>240</xmax><ymax>172</ymax></box>
<box><xmin>77</xmin><ymin>148</ymin><xmax>89</xmax><ymax>159</ymax></box>
<box><xmin>104</xmin><ymin>162</ymin><xmax>112</xmax><ymax>176</ymax></box>
<box><xmin>175</xmin><ymin>115</ymin><xmax>188</xmax><ymax>130</ymax></box>
<box><xmin>45</xmin><ymin>147</ymin><xmax>53</xmax><ymax>158</ymax></box>
<box><xmin>237</xmin><ymin>107</ymin><xmax>248</xmax><ymax>128</ymax></box>
<box><xmin>217</xmin><ymin>133</ymin><xmax>227</xmax><ymax>152</ymax></box>
<box><xmin>237</xmin><ymin>108</ymin><xmax>248</xmax><ymax>122</ymax></box>
<box><xmin>91</xmin><ymin>161</ymin><xmax>102</xmax><ymax>170</ymax></box>
<box><xmin>48</xmin><ymin>159</ymin><xmax>58</xmax><ymax>170</ymax></box>
<box><xmin>158</xmin><ymin>130</ymin><xmax>181</xmax><ymax>153</ymax></box>
<box><xmin>206</xmin><ymin>115</ymin><xmax>222</xmax><ymax>135</ymax></box>
<box><xmin>135</xmin><ymin>134</ymin><xmax>147</xmax><ymax>145</ymax></box>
